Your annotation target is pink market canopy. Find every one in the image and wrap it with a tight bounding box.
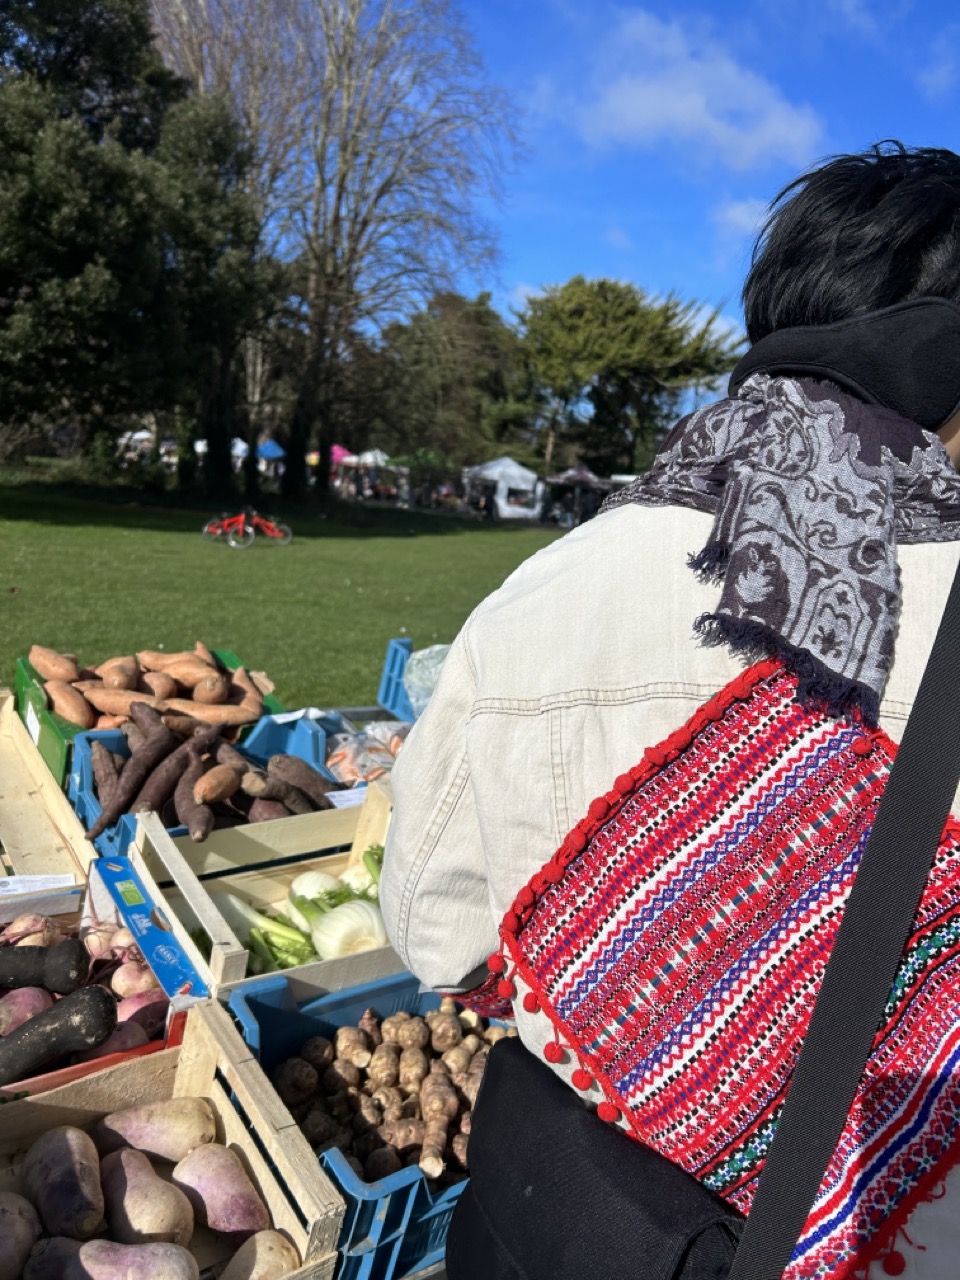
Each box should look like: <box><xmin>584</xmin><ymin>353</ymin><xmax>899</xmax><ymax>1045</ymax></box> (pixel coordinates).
<box><xmin>331</xmin><ymin>443</ymin><xmax>357</xmax><ymax>465</ymax></box>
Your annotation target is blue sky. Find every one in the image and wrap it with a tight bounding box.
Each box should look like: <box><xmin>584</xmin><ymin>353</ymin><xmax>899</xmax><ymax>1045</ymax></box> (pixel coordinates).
<box><xmin>465</xmin><ymin>0</ymin><xmax>960</xmax><ymax>336</ymax></box>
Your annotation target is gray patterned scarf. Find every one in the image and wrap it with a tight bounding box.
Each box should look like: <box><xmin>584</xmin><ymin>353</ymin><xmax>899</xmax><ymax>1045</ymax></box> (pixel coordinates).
<box><xmin>602</xmin><ymin>373</ymin><xmax>960</xmax><ymax>723</ymax></box>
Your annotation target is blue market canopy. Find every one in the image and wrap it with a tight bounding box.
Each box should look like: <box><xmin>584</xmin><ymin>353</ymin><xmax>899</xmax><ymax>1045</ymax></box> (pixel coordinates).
<box><xmin>257</xmin><ymin>439</ymin><xmax>286</xmax><ymax>460</ymax></box>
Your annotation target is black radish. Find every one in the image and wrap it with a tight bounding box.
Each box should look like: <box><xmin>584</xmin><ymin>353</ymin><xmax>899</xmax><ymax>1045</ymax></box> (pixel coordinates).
<box><xmin>0</xmin><ymin>938</ymin><xmax>88</xmax><ymax>994</ymax></box>
<box><xmin>0</xmin><ymin>985</ymin><xmax>117</xmax><ymax>1086</ymax></box>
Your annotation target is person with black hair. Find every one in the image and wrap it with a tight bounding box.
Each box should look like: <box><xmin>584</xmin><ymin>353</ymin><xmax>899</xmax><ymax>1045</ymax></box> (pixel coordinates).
<box><xmin>381</xmin><ymin>142</ymin><xmax>960</xmax><ymax>1278</ymax></box>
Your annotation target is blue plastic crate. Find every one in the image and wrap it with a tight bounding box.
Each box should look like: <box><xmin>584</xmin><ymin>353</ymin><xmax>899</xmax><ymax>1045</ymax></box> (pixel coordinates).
<box><xmin>229</xmin><ymin>972</ymin><xmax>469</xmax><ymax>1279</ymax></box>
<box><xmin>68</xmin><ymin>715</ymin><xmax>340</xmax><ymax>859</ymax></box>
<box><xmin>377</xmin><ymin>638</ymin><xmax>416</xmax><ymax>724</ymax></box>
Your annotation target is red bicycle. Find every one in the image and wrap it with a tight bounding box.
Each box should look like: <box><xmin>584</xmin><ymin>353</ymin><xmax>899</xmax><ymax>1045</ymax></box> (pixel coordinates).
<box><xmin>202</xmin><ymin>507</ymin><xmax>292</xmax><ymax>548</ymax></box>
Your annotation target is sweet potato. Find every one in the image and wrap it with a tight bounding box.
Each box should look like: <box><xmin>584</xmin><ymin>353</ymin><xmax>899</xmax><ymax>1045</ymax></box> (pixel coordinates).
<box><xmin>174</xmin><ymin>752</ymin><xmax>215</xmax><ymax>842</ymax></box>
<box><xmin>266</xmin><ymin>754</ymin><xmax>338</xmax><ymax>807</ymax></box>
<box><xmin>241</xmin><ymin>772</ymin><xmax>312</xmax><ymax>814</ymax></box>
<box><xmin>193</xmin><ymin>763</ymin><xmax>241</xmax><ymax>805</ymax></box>
<box><xmin>29</xmin><ymin>645</ymin><xmax>79</xmax><ymax>683</ymax></box>
<box><xmin>194</xmin><ymin>641</ymin><xmax>217</xmax><ymax>666</ymax></box>
<box><xmin>0</xmin><ymin>1191</ymin><xmax>41</xmax><ymax>1280</ymax></box>
<box><xmin>218</xmin><ymin>1231</ymin><xmax>301</xmax><ymax>1280</ymax></box>
<box><xmin>172</xmin><ymin>1143</ymin><xmax>269</xmax><ymax>1245</ymax></box>
<box><xmin>139</xmin><ymin>671</ymin><xmax>178</xmax><ymax>700</ymax></box>
<box><xmin>162</xmin><ymin>714</ymin><xmax>207</xmax><ymax>736</ymax></box>
<box><xmin>101</xmin><ymin>1148</ymin><xmax>194</xmax><ymax>1246</ymax></box>
<box><xmin>162</xmin><ymin>699</ymin><xmax>260</xmax><ymax>726</ymax></box>
<box><xmin>95</xmin><ymin>1097</ymin><xmax>216</xmax><ymax>1163</ymax></box>
<box><xmin>193</xmin><ymin>671</ymin><xmax>231</xmax><ymax>704</ymax></box>
<box><xmin>230</xmin><ymin>666</ymin><xmax>263</xmax><ymax>703</ymax></box>
<box><xmin>87</xmin><ymin>723</ymin><xmax>179</xmax><ymax>840</ymax></box>
<box><xmin>137</xmin><ymin>650</ymin><xmax>199</xmax><ymax>672</ymax></box>
<box><xmin>90</xmin><ymin>741</ymin><xmax>120</xmax><ymax>809</ymax></box>
<box><xmin>95</xmin><ymin>715</ymin><xmax>127</xmax><ymax>730</ymax></box>
<box><xmin>22</xmin><ymin>1125</ymin><xmax>104</xmax><ymax>1239</ymax></box>
<box><xmin>83</xmin><ymin>689</ymin><xmax>161</xmax><ymax>718</ymax></box>
<box><xmin>128</xmin><ymin>726</ymin><xmax>219</xmax><ymax>818</ymax></box>
<box><xmin>96</xmin><ymin>657</ymin><xmax>139</xmax><ymax>690</ymax></box>
<box><xmin>64</xmin><ymin>1241</ymin><xmax>198</xmax><ymax>1280</ymax></box>
<box><xmin>128</xmin><ymin>702</ymin><xmax>167</xmax><ymax>736</ymax></box>
<box><xmin>44</xmin><ymin>681</ymin><xmax>95</xmax><ymax>730</ymax></box>
<box><xmin>120</xmin><ymin>722</ymin><xmax>147</xmax><ymax>753</ymax></box>
<box><xmin>157</xmin><ymin>658</ymin><xmax>218</xmax><ymax>688</ymax></box>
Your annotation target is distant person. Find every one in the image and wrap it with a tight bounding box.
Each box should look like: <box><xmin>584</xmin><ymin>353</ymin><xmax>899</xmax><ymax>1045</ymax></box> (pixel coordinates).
<box><xmin>382</xmin><ymin>143</ymin><xmax>960</xmax><ymax>1277</ymax></box>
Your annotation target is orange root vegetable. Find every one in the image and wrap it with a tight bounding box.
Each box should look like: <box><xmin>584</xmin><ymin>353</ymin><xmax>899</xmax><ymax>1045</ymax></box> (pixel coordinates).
<box><xmin>419</xmin><ymin>1063</ymin><xmax>459</xmax><ymax>1121</ymax></box>
<box><xmin>396</xmin><ymin>1017</ymin><xmax>430</xmax><ymax>1050</ymax></box>
<box><xmin>44</xmin><ymin>680</ymin><xmax>95</xmax><ymax>729</ymax></box>
<box><xmin>90</xmin><ymin>741</ymin><xmax>120</xmax><ymax>809</ymax></box>
<box><xmin>398</xmin><ymin>1046</ymin><xmax>429</xmax><ymax>1094</ymax></box>
<box><xmin>335</xmin><ymin>1026</ymin><xmax>373</xmax><ymax>1069</ymax></box>
<box><xmin>84</xmin><ymin>689</ymin><xmax>161</xmax><ymax>718</ymax></box>
<box><xmin>139</xmin><ymin>671</ymin><xmax>178</xmax><ymax>700</ymax></box>
<box><xmin>159</xmin><ymin>658</ymin><xmax>219</xmax><ymax>689</ymax></box>
<box><xmin>95</xmin><ymin>714</ymin><xmax>127</xmax><ymax>730</ymax></box>
<box><xmin>418</xmin><ymin>1115</ymin><xmax>449</xmax><ymax>1178</ymax></box>
<box><xmin>241</xmin><ymin>772</ymin><xmax>312</xmax><ymax>814</ymax></box>
<box><xmin>96</xmin><ymin>656</ymin><xmax>139</xmax><ymax>690</ymax></box>
<box><xmin>174</xmin><ymin>753</ymin><xmax>215</xmax><ymax>842</ymax></box>
<box><xmin>266</xmin><ymin>755</ymin><xmax>337</xmax><ymax>808</ymax></box>
<box><xmin>194</xmin><ymin>641</ymin><xmax>217</xmax><ymax>666</ymax></box>
<box><xmin>161</xmin><ymin>699</ymin><xmax>260</xmax><ymax>726</ymax></box>
<box><xmin>193</xmin><ymin>764</ymin><xmax>241</xmax><ymax>805</ymax></box>
<box><xmin>380</xmin><ymin>1011</ymin><xmax>412</xmax><ymax>1044</ymax></box>
<box><xmin>29</xmin><ymin>645</ymin><xmax>80</xmax><ymax>683</ymax></box>
<box><xmin>193</xmin><ymin>672</ymin><xmax>231</xmax><ymax>704</ymax></box>
<box><xmin>136</xmin><ymin>650</ymin><xmax>199</xmax><ymax>672</ymax></box>
<box><xmin>229</xmin><ymin>665</ymin><xmax>262</xmax><ymax>703</ymax></box>
<box><xmin>358</xmin><ymin>1007</ymin><xmax>383</xmax><ymax>1047</ymax></box>
<box><xmin>299</xmin><ymin>1035</ymin><xmax>335</xmax><ymax>1071</ymax></box>
<box><xmin>366</xmin><ymin>1043</ymin><xmax>400</xmax><ymax>1088</ymax></box>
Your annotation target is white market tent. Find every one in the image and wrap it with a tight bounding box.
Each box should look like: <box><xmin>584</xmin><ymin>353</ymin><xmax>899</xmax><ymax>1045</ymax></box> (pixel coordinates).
<box><xmin>463</xmin><ymin>456</ymin><xmax>543</xmax><ymax>521</ymax></box>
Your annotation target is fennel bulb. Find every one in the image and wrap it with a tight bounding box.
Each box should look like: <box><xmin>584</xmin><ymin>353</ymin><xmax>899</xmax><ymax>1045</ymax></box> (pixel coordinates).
<box><xmin>309</xmin><ymin>900</ymin><xmax>388</xmax><ymax>960</ymax></box>
<box><xmin>286</xmin><ymin>869</ymin><xmax>341</xmax><ymax>930</ymax></box>
<box><xmin>338</xmin><ymin>862</ymin><xmax>377</xmax><ymax>900</ymax></box>
<box><xmin>211</xmin><ymin>891</ymin><xmax>315</xmax><ymax>972</ymax></box>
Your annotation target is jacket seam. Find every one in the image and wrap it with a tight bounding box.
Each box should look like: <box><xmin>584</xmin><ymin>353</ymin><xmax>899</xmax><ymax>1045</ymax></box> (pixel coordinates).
<box><xmin>470</xmin><ymin>684</ymin><xmax>723</xmax><ymax>716</ymax></box>
<box><xmin>395</xmin><ymin>753</ymin><xmax>471</xmax><ymax>961</ymax></box>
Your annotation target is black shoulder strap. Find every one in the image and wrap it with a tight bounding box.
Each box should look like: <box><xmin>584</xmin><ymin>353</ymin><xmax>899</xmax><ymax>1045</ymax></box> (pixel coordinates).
<box><xmin>727</xmin><ymin>557</ymin><xmax>960</xmax><ymax>1280</ymax></box>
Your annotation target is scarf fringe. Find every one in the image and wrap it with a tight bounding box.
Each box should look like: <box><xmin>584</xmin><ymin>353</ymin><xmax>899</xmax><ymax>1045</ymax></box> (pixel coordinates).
<box><xmin>687</xmin><ymin>541</ymin><xmax>731</xmax><ymax>582</ymax></box>
<box><xmin>693</xmin><ymin>613</ymin><xmax>880</xmax><ymax>726</ymax></box>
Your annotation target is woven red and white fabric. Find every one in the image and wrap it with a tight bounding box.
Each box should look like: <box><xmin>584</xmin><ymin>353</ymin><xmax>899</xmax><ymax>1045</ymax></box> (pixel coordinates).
<box><xmin>485</xmin><ymin>660</ymin><xmax>960</xmax><ymax>1278</ymax></box>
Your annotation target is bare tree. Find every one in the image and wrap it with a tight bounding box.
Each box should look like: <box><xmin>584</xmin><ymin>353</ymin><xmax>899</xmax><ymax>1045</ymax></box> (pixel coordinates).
<box><xmin>152</xmin><ymin>0</ymin><xmax>516</xmax><ymax>495</ymax></box>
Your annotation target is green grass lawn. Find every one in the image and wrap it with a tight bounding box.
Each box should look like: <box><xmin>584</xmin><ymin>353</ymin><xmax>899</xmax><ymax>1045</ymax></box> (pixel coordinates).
<box><xmin>0</xmin><ymin>482</ymin><xmax>560</xmax><ymax>710</ymax></box>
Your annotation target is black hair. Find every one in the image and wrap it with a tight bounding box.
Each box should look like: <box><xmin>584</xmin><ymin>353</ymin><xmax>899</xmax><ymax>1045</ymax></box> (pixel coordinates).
<box><xmin>742</xmin><ymin>141</ymin><xmax>960</xmax><ymax>343</ymax></box>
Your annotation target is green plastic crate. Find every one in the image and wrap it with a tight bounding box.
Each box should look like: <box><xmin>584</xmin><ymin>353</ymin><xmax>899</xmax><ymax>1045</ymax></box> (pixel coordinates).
<box><xmin>15</xmin><ymin>649</ymin><xmax>283</xmax><ymax>787</ymax></box>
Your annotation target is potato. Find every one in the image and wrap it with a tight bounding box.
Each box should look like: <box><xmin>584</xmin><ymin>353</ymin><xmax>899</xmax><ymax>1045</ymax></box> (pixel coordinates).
<box><xmin>94</xmin><ymin>1097</ymin><xmax>216</xmax><ymax>1164</ymax></box>
<box><xmin>172</xmin><ymin>1143</ymin><xmax>269</xmax><ymax>1245</ymax></box>
<box><xmin>44</xmin><ymin>681</ymin><xmax>95</xmax><ymax>730</ymax></box>
<box><xmin>29</xmin><ymin>645</ymin><xmax>79</xmax><ymax>683</ymax></box>
<box><xmin>21</xmin><ymin>1125</ymin><xmax>104</xmax><ymax>1239</ymax></box>
<box><xmin>218</xmin><ymin>1231</ymin><xmax>301</xmax><ymax>1280</ymax></box>
<box><xmin>64</xmin><ymin>1240</ymin><xmax>199</xmax><ymax>1280</ymax></box>
<box><xmin>0</xmin><ymin>1191</ymin><xmax>42</xmax><ymax>1280</ymax></box>
<box><xmin>101</xmin><ymin>1149</ymin><xmax>194</xmax><ymax>1246</ymax></box>
<box><xmin>23</xmin><ymin>1238</ymin><xmax>83</xmax><ymax>1280</ymax></box>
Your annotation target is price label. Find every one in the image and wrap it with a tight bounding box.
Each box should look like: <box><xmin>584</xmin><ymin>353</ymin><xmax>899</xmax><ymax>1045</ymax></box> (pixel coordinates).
<box><xmin>24</xmin><ymin>701</ymin><xmax>41</xmax><ymax>746</ymax></box>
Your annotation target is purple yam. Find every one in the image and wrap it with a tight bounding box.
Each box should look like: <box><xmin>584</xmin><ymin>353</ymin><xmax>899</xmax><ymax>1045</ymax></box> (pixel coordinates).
<box><xmin>64</xmin><ymin>1240</ymin><xmax>198</xmax><ymax>1280</ymax></box>
<box><xmin>0</xmin><ymin>987</ymin><xmax>53</xmax><ymax>1035</ymax></box>
<box><xmin>21</xmin><ymin>1125</ymin><xmax>104</xmax><ymax>1239</ymax></box>
<box><xmin>101</xmin><ymin>1148</ymin><xmax>194</xmax><ymax>1246</ymax></box>
<box><xmin>94</xmin><ymin>1096</ymin><xmax>216</xmax><ymax>1163</ymax></box>
<box><xmin>172</xmin><ymin>1143</ymin><xmax>269</xmax><ymax>1245</ymax></box>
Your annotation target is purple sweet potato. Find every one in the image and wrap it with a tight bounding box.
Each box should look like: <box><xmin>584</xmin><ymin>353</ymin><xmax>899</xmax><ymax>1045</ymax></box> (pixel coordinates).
<box><xmin>0</xmin><ymin>1191</ymin><xmax>41</xmax><ymax>1280</ymax></box>
<box><xmin>0</xmin><ymin>986</ymin><xmax>52</xmax><ymax>1035</ymax></box>
<box><xmin>172</xmin><ymin>1143</ymin><xmax>269</xmax><ymax>1245</ymax></box>
<box><xmin>77</xmin><ymin>1022</ymin><xmax>149</xmax><ymax>1061</ymax></box>
<box><xmin>64</xmin><ymin>1240</ymin><xmax>198</xmax><ymax>1280</ymax></box>
<box><xmin>94</xmin><ymin>1097</ymin><xmax>216</xmax><ymax>1164</ymax></box>
<box><xmin>101</xmin><ymin>1148</ymin><xmax>194</xmax><ymax>1246</ymax></box>
<box><xmin>24</xmin><ymin>1237</ymin><xmax>83</xmax><ymax>1280</ymax></box>
<box><xmin>115</xmin><ymin>992</ymin><xmax>169</xmax><ymax>1039</ymax></box>
<box><xmin>21</xmin><ymin>1125</ymin><xmax>104</xmax><ymax>1239</ymax></box>
<box><xmin>219</xmin><ymin>1231</ymin><xmax>301</xmax><ymax>1280</ymax></box>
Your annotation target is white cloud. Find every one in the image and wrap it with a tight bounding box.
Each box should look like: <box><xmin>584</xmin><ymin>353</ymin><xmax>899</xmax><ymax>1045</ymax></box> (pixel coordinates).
<box><xmin>579</xmin><ymin>10</ymin><xmax>823</xmax><ymax>172</ymax></box>
<box><xmin>916</xmin><ymin>30</ymin><xmax>959</xmax><ymax>100</ymax></box>
<box><xmin>827</xmin><ymin>0</ymin><xmax>877</xmax><ymax>33</ymax></box>
<box><xmin>507</xmin><ymin>281</ymin><xmax>542</xmax><ymax>311</ymax></box>
<box><xmin>712</xmin><ymin>197</ymin><xmax>768</xmax><ymax>242</ymax></box>
<box><xmin>605</xmin><ymin>224</ymin><xmax>635</xmax><ymax>251</ymax></box>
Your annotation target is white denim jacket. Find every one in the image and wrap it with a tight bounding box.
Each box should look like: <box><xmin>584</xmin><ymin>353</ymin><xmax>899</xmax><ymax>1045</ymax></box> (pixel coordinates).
<box><xmin>380</xmin><ymin>502</ymin><xmax>960</xmax><ymax>1275</ymax></box>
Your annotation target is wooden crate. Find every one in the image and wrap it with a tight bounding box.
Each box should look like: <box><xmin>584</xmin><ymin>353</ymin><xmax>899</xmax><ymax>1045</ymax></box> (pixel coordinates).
<box><xmin>0</xmin><ymin>688</ymin><xmax>93</xmax><ymax>883</ymax></box>
<box><xmin>0</xmin><ymin>999</ymin><xmax>343</xmax><ymax>1280</ymax></box>
<box><xmin>127</xmin><ymin>780</ymin><xmax>405</xmax><ymax>998</ymax></box>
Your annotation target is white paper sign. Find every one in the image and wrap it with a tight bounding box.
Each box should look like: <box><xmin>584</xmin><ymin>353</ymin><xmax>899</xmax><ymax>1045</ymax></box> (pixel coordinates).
<box><xmin>0</xmin><ymin>874</ymin><xmax>76</xmax><ymax>895</ymax></box>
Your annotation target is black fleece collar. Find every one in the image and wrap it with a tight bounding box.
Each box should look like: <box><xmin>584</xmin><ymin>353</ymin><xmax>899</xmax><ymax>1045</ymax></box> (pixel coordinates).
<box><xmin>728</xmin><ymin>297</ymin><xmax>960</xmax><ymax>432</ymax></box>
